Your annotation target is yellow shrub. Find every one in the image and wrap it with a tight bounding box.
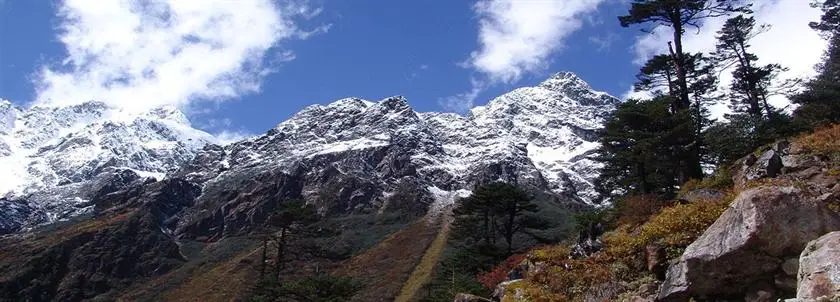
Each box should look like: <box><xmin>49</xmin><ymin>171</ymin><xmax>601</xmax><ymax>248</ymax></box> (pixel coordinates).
<box><xmin>795</xmin><ymin>123</ymin><xmax>840</xmax><ymax>154</ymax></box>
<box><xmin>511</xmin><ymin>245</ymin><xmax>617</xmax><ymax>302</ymax></box>
<box><xmin>639</xmin><ymin>198</ymin><xmax>730</xmax><ymax>258</ymax></box>
<box><xmin>503</xmin><ymin>191</ymin><xmax>735</xmax><ymax>301</ymax></box>
<box><xmin>679</xmin><ymin>167</ymin><xmax>733</xmax><ymax>195</ymax></box>
<box><xmin>605</xmin><ymin>193</ymin><xmax>733</xmax><ymax>261</ymax></box>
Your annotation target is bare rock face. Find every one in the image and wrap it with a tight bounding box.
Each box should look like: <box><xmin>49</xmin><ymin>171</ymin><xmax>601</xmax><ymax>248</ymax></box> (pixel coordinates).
<box><xmin>797</xmin><ymin>231</ymin><xmax>840</xmax><ymax>300</ymax></box>
<box><xmin>658</xmin><ymin>186</ymin><xmax>840</xmax><ymax>301</ymax></box>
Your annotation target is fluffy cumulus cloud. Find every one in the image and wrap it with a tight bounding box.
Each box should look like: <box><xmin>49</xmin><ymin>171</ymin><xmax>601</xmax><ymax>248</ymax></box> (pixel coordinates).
<box><xmin>467</xmin><ymin>0</ymin><xmax>606</xmax><ymax>83</ymax></box>
<box><xmin>628</xmin><ymin>0</ymin><xmax>827</xmax><ymax>117</ymax></box>
<box><xmin>35</xmin><ymin>0</ymin><xmax>328</xmax><ymax>112</ymax></box>
<box><xmin>442</xmin><ymin>0</ymin><xmax>606</xmax><ymax>112</ymax></box>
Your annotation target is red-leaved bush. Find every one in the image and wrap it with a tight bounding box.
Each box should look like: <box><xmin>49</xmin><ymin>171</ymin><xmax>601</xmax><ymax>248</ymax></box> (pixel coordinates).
<box><xmin>477</xmin><ymin>252</ymin><xmax>528</xmax><ymax>290</ymax></box>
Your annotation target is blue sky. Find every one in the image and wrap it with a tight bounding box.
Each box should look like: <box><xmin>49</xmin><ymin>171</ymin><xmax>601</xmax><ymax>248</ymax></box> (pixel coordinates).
<box><xmin>0</xmin><ymin>0</ymin><xmax>826</xmax><ymax>138</ymax></box>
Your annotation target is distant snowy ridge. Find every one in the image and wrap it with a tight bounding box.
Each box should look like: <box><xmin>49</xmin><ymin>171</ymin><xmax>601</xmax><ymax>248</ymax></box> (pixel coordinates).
<box><xmin>0</xmin><ymin>100</ymin><xmax>214</xmax><ymax>196</ymax></box>
<box><xmin>0</xmin><ymin>71</ymin><xmax>618</xmax><ymax>233</ymax></box>
<box><xmin>179</xmin><ymin>72</ymin><xmax>619</xmax><ymax>209</ymax></box>
<box><xmin>0</xmin><ymin>100</ymin><xmax>216</xmax><ymax>232</ymax></box>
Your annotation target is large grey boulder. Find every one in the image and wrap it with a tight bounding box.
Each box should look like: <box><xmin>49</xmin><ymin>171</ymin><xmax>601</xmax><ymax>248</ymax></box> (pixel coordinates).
<box><xmin>658</xmin><ymin>186</ymin><xmax>840</xmax><ymax>301</ymax></box>
<box><xmin>797</xmin><ymin>231</ymin><xmax>840</xmax><ymax>300</ymax></box>
<box><xmin>734</xmin><ymin>143</ymin><xmax>786</xmax><ymax>188</ymax></box>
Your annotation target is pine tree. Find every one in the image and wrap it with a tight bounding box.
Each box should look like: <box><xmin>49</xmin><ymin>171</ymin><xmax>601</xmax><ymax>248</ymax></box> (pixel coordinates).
<box><xmin>630</xmin><ymin>52</ymin><xmax>717</xmax><ymax>182</ymax></box>
<box><xmin>635</xmin><ymin>54</ymin><xmax>678</xmax><ymax>96</ymax></box>
<box><xmin>619</xmin><ymin>0</ymin><xmax>747</xmax><ymax>181</ymax></box>
<box><xmin>619</xmin><ymin>0</ymin><xmax>749</xmax><ymax>111</ymax></box>
<box><xmin>596</xmin><ymin>96</ymin><xmax>692</xmax><ymax>199</ymax></box>
<box><xmin>713</xmin><ymin>15</ymin><xmax>799</xmax><ymax>118</ymax></box>
<box><xmin>495</xmin><ymin>186</ymin><xmax>537</xmax><ymax>255</ymax></box>
<box><xmin>452</xmin><ymin>182</ymin><xmax>538</xmax><ymax>255</ymax></box>
<box><xmin>810</xmin><ymin>0</ymin><xmax>840</xmax><ymax>33</ymax></box>
<box><xmin>794</xmin><ymin>0</ymin><xmax>840</xmax><ymax>126</ymax></box>
<box><xmin>453</xmin><ymin>184</ymin><xmax>500</xmax><ymax>246</ymax></box>
<box><xmin>255</xmin><ymin>200</ymin><xmax>318</xmax><ymax>280</ymax></box>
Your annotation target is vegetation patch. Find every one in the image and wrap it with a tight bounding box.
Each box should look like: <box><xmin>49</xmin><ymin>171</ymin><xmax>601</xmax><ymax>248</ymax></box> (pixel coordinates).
<box><xmin>476</xmin><ymin>252</ymin><xmax>528</xmax><ymax>291</ymax></box>
<box><xmin>606</xmin><ymin>194</ymin><xmax>732</xmax><ymax>260</ymax></box>
<box><xmin>679</xmin><ymin>167</ymin><xmax>734</xmax><ymax>194</ymax></box>
<box><xmin>794</xmin><ymin>123</ymin><xmax>840</xmax><ymax>154</ymax></box>
<box><xmin>333</xmin><ymin>219</ymin><xmax>439</xmax><ymax>302</ymax></box>
<box><xmin>496</xmin><ymin>189</ymin><xmax>733</xmax><ymax>301</ymax></box>
<box><xmin>395</xmin><ymin>220</ymin><xmax>452</xmax><ymax>302</ymax></box>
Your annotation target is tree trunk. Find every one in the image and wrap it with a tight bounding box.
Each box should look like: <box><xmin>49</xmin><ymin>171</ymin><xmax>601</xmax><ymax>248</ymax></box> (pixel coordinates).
<box><xmin>505</xmin><ymin>203</ymin><xmax>516</xmax><ymax>255</ymax></box>
<box><xmin>636</xmin><ymin>162</ymin><xmax>650</xmax><ymax>194</ymax></box>
<box><xmin>260</xmin><ymin>238</ymin><xmax>268</xmax><ymax>279</ymax></box>
<box><xmin>665</xmin><ymin>69</ymin><xmax>675</xmax><ymax>97</ymax></box>
<box><xmin>671</xmin><ymin>23</ymin><xmax>691</xmax><ymax>110</ymax></box>
<box><xmin>275</xmin><ymin>227</ymin><xmax>287</xmax><ymax>279</ymax></box>
<box><xmin>482</xmin><ymin>210</ymin><xmax>490</xmax><ymax>245</ymax></box>
<box><xmin>669</xmin><ymin>31</ymin><xmax>704</xmax><ymax>181</ymax></box>
<box><xmin>737</xmin><ymin>41</ymin><xmax>763</xmax><ymax>117</ymax></box>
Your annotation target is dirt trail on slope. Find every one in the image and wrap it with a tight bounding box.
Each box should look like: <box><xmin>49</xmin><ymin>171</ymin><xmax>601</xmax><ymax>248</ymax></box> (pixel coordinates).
<box><xmin>394</xmin><ymin>215</ymin><xmax>452</xmax><ymax>302</ymax></box>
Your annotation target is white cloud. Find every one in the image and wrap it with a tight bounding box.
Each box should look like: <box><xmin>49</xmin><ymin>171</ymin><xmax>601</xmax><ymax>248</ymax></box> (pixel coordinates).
<box><xmin>627</xmin><ymin>0</ymin><xmax>827</xmax><ymax>118</ymax></box>
<box><xmin>589</xmin><ymin>32</ymin><xmax>618</xmax><ymax>52</ymax></box>
<box><xmin>467</xmin><ymin>0</ymin><xmax>607</xmax><ymax>84</ymax></box>
<box><xmin>35</xmin><ymin>0</ymin><xmax>329</xmax><ymax>113</ymax></box>
<box><xmin>214</xmin><ymin>130</ymin><xmax>253</xmax><ymax>145</ymax></box>
<box><xmin>444</xmin><ymin>0</ymin><xmax>606</xmax><ymax>113</ymax></box>
<box><xmin>439</xmin><ymin>79</ymin><xmax>485</xmax><ymax>113</ymax></box>
<box><xmin>621</xmin><ymin>86</ymin><xmax>653</xmax><ymax>101</ymax></box>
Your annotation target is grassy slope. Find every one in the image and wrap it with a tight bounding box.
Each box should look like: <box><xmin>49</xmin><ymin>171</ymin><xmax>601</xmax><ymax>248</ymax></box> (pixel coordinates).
<box><xmin>395</xmin><ymin>217</ymin><xmax>452</xmax><ymax>302</ymax></box>
<box><xmin>117</xmin><ymin>237</ymin><xmax>261</xmax><ymax>302</ymax></box>
<box><xmin>333</xmin><ymin>218</ymin><xmax>439</xmax><ymax>302</ymax></box>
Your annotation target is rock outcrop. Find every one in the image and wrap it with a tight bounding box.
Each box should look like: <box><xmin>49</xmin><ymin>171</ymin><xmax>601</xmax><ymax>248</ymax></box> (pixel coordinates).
<box><xmin>797</xmin><ymin>231</ymin><xmax>840</xmax><ymax>300</ymax></box>
<box><xmin>658</xmin><ymin>186</ymin><xmax>840</xmax><ymax>301</ymax></box>
<box><xmin>0</xmin><ymin>179</ymin><xmax>200</xmax><ymax>301</ymax></box>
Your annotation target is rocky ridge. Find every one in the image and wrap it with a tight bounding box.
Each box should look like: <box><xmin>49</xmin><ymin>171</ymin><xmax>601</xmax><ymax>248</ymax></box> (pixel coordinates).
<box><xmin>0</xmin><ymin>72</ymin><xmax>618</xmax><ymax>235</ymax></box>
<box><xmin>0</xmin><ymin>100</ymin><xmax>215</xmax><ymax>233</ymax></box>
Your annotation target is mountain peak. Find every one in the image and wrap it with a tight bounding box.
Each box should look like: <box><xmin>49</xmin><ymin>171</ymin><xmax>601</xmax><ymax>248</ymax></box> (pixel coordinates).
<box><xmin>538</xmin><ymin>72</ymin><xmax>589</xmax><ymax>91</ymax></box>
<box><xmin>326</xmin><ymin>97</ymin><xmax>374</xmax><ymax>110</ymax></box>
<box><xmin>144</xmin><ymin>105</ymin><xmax>191</xmax><ymax>126</ymax></box>
<box><xmin>376</xmin><ymin>95</ymin><xmax>410</xmax><ymax>110</ymax></box>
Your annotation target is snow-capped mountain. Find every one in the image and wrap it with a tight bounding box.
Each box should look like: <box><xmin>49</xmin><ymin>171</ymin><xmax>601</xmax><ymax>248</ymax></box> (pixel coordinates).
<box><xmin>0</xmin><ymin>100</ymin><xmax>214</xmax><ymax>233</ymax></box>
<box><xmin>425</xmin><ymin>72</ymin><xmax>619</xmax><ymax>202</ymax></box>
<box><xmin>169</xmin><ymin>72</ymin><xmax>618</xmax><ymax>239</ymax></box>
<box><xmin>0</xmin><ymin>72</ymin><xmax>618</xmax><ymax>235</ymax></box>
